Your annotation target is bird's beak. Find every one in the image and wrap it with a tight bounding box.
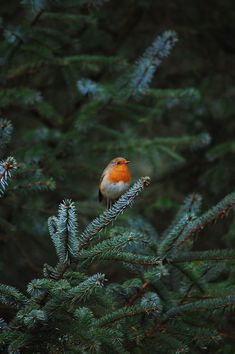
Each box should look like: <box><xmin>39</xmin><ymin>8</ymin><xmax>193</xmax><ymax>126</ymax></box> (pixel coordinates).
<box><xmin>126</xmin><ymin>160</ymin><xmax>131</xmax><ymax>164</ymax></box>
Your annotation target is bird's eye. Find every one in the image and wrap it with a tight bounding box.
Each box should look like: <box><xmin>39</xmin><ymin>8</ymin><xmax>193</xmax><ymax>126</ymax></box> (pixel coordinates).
<box><xmin>117</xmin><ymin>161</ymin><xmax>121</xmax><ymax>165</ymax></box>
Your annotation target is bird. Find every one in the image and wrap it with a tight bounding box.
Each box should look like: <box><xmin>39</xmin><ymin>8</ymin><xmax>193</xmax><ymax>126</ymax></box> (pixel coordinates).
<box><xmin>99</xmin><ymin>157</ymin><xmax>132</xmax><ymax>209</ymax></box>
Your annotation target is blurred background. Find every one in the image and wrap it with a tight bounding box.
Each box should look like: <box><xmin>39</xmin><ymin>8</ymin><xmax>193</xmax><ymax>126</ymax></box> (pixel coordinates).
<box><xmin>0</xmin><ymin>0</ymin><xmax>235</xmax><ymax>291</ymax></box>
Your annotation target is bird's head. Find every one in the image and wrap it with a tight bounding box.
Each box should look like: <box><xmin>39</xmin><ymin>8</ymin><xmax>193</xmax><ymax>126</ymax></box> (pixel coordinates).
<box><xmin>110</xmin><ymin>157</ymin><xmax>130</xmax><ymax>167</ymax></box>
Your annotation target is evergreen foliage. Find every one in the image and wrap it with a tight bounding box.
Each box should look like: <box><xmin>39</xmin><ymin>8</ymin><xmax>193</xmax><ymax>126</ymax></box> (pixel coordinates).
<box><xmin>0</xmin><ymin>156</ymin><xmax>17</xmax><ymax>196</ymax></box>
<box><xmin>129</xmin><ymin>30</ymin><xmax>178</xmax><ymax>99</ymax></box>
<box><xmin>0</xmin><ymin>184</ymin><xmax>235</xmax><ymax>352</ymax></box>
<box><xmin>1</xmin><ymin>0</ymin><xmax>235</xmax><ymax>352</ymax></box>
<box><xmin>0</xmin><ymin>0</ymin><xmax>210</xmax><ymax>286</ymax></box>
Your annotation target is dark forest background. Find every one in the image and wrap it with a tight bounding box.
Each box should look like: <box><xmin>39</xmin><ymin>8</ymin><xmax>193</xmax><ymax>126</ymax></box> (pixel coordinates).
<box><xmin>1</xmin><ymin>1</ymin><xmax>235</xmax><ymax>350</ymax></box>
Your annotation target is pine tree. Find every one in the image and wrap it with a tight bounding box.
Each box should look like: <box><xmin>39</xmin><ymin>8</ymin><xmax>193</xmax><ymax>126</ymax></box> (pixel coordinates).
<box><xmin>0</xmin><ymin>0</ymin><xmax>210</xmax><ymax>285</ymax></box>
<box><xmin>0</xmin><ymin>179</ymin><xmax>235</xmax><ymax>353</ymax></box>
<box><xmin>1</xmin><ymin>0</ymin><xmax>235</xmax><ymax>352</ymax></box>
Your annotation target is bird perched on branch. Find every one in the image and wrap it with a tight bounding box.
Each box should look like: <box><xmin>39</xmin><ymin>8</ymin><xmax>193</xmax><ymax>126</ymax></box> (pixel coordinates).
<box><xmin>99</xmin><ymin>157</ymin><xmax>132</xmax><ymax>209</ymax></box>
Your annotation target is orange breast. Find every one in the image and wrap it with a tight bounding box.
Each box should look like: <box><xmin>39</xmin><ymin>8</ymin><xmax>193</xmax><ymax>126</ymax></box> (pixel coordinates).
<box><xmin>108</xmin><ymin>165</ymin><xmax>131</xmax><ymax>183</ymax></box>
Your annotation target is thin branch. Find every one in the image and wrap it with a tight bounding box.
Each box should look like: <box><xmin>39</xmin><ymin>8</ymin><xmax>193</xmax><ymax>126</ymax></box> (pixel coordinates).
<box><xmin>168</xmin><ymin>250</ymin><xmax>235</xmax><ymax>263</ymax></box>
<box><xmin>97</xmin><ymin>305</ymin><xmax>159</xmax><ymax>327</ymax></box>
<box><xmin>77</xmin><ymin>177</ymin><xmax>151</xmax><ymax>252</ymax></box>
<box><xmin>176</xmin><ymin>191</ymin><xmax>235</xmax><ymax>247</ymax></box>
<box><xmin>5</xmin><ymin>10</ymin><xmax>44</xmax><ymax>65</ymax></box>
<box><xmin>126</xmin><ymin>281</ymin><xmax>150</xmax><ymax>306</ymax></box>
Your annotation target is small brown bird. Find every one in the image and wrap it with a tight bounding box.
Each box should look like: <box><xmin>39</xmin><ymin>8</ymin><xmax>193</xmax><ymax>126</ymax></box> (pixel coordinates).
<box><xmin>99</xmin><ymin>157</ymin><xmax>132</xmax><ymax>208</ymax></box>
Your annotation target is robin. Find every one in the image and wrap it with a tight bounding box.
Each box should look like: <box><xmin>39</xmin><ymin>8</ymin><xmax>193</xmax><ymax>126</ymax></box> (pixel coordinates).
<box><xmin>99</xmin><ymin>157</ymin><xmax>132</xmax><ymax>209</ymax></box>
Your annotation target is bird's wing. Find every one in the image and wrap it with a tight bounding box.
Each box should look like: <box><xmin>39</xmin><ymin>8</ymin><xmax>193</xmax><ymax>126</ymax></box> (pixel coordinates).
<box><xmin>98</xmin><ymin>169</ymin><xmax>106</xmax><ymax>202</ymax></box>
<box><xmin>98</xmin><ymin>188</ymin><xmax>103</xmax><ymax>202</ymax></box>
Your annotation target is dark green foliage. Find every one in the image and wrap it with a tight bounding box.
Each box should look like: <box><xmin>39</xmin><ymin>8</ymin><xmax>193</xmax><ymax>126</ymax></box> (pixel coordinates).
<box><xmin>0</xmin><ymin>119</ymin><xmax>13</xmax><ymax>153</ymax></box>
<box><xmin>0</xmin><ymin>0</ymin><xmax>210</xmax><ymax>289</ymax></box>
<box><xmin>1</xmin><ymin>0</ymin><xmax>235</xmax><ymax>352</ymax></box>
<box><xmin>128</xmin><ymin>30</ymin><xmax>178</xmax><ymax>99</ymax></box>
<box><xmin>0</xmin><ymin>156</ymin><xmax>17</xmax><ymax>195</ymax></box>
<box><xmin>48</xmin><ymin>199</ymin><xmax>79</xmax><ymax>262</ymax></box>
<box><xmin>0</xmin><ymin>184</ymin><xmax>235</xmax><ymax>353</ymax></box>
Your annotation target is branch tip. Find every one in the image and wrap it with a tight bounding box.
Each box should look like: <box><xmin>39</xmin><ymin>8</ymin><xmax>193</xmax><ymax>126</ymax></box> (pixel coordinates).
<box><xmin>141</xmin><ymin>176</ymin><xmax>151</xmax><ymax>187</ymax></box>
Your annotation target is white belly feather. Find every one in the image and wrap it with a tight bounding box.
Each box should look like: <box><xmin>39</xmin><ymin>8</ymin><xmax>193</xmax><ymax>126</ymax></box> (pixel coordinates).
<box><xmin>100</xmin><ymin>177</ymin><xmax>130</xmax><ymax>200</ymax></box>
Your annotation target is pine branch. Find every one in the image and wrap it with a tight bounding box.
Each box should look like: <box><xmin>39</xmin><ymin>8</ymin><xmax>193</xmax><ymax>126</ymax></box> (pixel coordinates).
<box><xmin>0</xmin><ymin>157</ymin><xmax>17</xmax><ymax>196</ymax></box>
<box><xmin>97</xmin><ymin>303</ymin><xmax>161</xmax><ymax>328</ymax></box>
<box><xmin>48</xmin><ymin>199</ymin><xmax>79</xmax><ymax>263</ymax></box>
<box><xmin>67</xmin><ymin>273</ymin><xmax>106</xmax><ymax>301</ymax></box>
<box><xmin>0</xmin><ymin>318</ymin><xmax>8</xmax><ymax>330</ymax></box>
<box><xmin>14</xmin><ymin>178</ymin><xmax>56</xmax><ymax>192</ymax></box>
<box><xmin>164</xmin><ymin>295</ymin><xmax>235</xmax><ymax>320</ymax></box>
<box><xmin>159</xmin><ymin>213</ymin><xmax>194</xmax><ymax>256</ymax></box>
<box><xmin>0</xmin><ymin>285</ymin><xmax>27</xmax><ymax>309</ymax></box>
<box><xmin>175</xmin><ymin>191</ymin><xmax>235</xmax><ymax>247</ymax></box>
<box><xmin>169</xmin><ymin>249</ymin><xmax>235</xmax><ymax>263</ymax></box>
<box><xmin>6</xmin><ymin>332</ymin><xmax>32</xmax><ymax>354</ymax></box>
<box><xmin>5</xmin><ymin>6</ymin><xmax>44</xmax><ymax>64</ymax></box>
<box><xmin>84</xmin><ymin>251</ymin><xmax>162</xmax><ymax>266</ymax></box>
<box><xmin>172</xmin><ymin>263</ymin><xmax>205</xmax><ymax>293</ymax></box>
<box><xmin>0</xmin><ymin>119</ymin><xmax>13</xmax><ymax>154</ymax></box>
<box><xmin>126</xmin><ymin>281</ymin><xmax>151</xmax><ymax>306</ymax></box>
<box><xmin>179</xmin><ymin>267</ymin><xmax>209</xmax><ymax>305</ymax></box>
<box><xmin>27</xmin><ymin>278</ymin><xmax>55</xmax><ymax>298</ymax></box>
<box><xmin>162</xmin><ymin>194</ymin><xmax>202</xmax><ymax>238</ymax></box>
<box><xmin>77</xmin><ymin>177</ymin><xmax>151</xmax><ymax>252</ymax></box>
<box><xmin>42</xmin><ymin>180</ymin><xmax>151</xmax><ymax>302</ymax></box>
<box><xmin>147</xmin><ymin>87</ymin><xmax>201</xmax><ymax>101</ymax></box>
<box><xmin>98</xmin><ymin>136</ymin><xmax>204</xmax><ymax>154</ymax></box>
<box><xmin>159</xmin><ymin>194</ymin><xmax>202</xmax><ymax>255</ymax></box>
<box><xmin>16</xmin><ymin>308</ymin><xmax>47</xmax><ymax>328</ymax></box>
<box><xmin>129</xmin><ymin>30</ymin><xmax>178</xmax><ymax>99</ymax></box>
<box><xmin>78</xmin><ymin>233</ymin><xmax>136</xmax><ymax>263</ymax></box>
<box><xmin>0</xmin><ymin>87</ymin><xmax>42</xmax><ymax>108</ymax></box>
<box><xmin>43</xmin><ymin>273</ymin><xmax>106</xmax><ymax>314</ymax></box>
<box><xmin>159</xmin><ymin>250</ymin><xmax>235</xmax><ymax>268</ymax></box>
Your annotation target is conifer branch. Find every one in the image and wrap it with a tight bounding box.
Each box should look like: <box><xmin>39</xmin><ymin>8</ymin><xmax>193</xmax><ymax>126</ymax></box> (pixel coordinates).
<box><xmin>0</xmin><ymin>285</ymin><xmax>27</xmax><ymax>309</ymax></box>
<box><xmin>0</xmin><ymin>87</ymin><xmax>42</xmax><ymax>108</ymax></box>
<box><xmin>67</xmin><ymin>273</ymin><xmax>106</xmax><ymax>301</ymax></box>
<box><xmin>5</xmin><ymin>6</ymin><xmax>44</xmax><ymax>64</ymax></box>
<box><xmin>78</xmin><ymin>233</ymin><xmax>136</xmax><ymax>262</ymax></box>
<box><xmin>172</xmin><ymin>263</ymin><xmax>205</xmax><ymax>293</ymax></box>
<box><xmin>0</xmin><ymin>157</ymin><xmax>17</xmax><ymax>196</ymax></box>
<box><xmin>77</xmin><ymin>177</ymin><xmax>151</xmax><ymax>252</ymax></box>
<box><xmin>175</xmin><ymin>191</ymin><xmax>235</xmax><ymax>247</ymax></box>
<box><xmin>43</xmin><ymin>180</ymin><xmax>151</xmax><ymax>299</ymax></box>
<box><xmin>14</xmin><ymin>178</ymin><xmax>56</xmax><ymax>192</ymax></box>
<box><xmin>129</xmin><ymin>30</ymin><xmax>178</xmax><ymax>99</ymax></box>
<box><xmin>169</xmin><ymin>249</ymin><xmax>235</xmax><ymax>263</ymax></box>
<box><xmin>0</xmin><ymin>119</ymin><xmax>13</xmax><ymax>153</ymax></box>
<box><xmin>164</xmin><ymin>295</ymin><xmax>235</xmax><ymax>320</ymax></box>
<box><xmin>27</xmin><ymin>278</ymin><xmax>55</xmax><ymax>298</ymax></box>
<box><xmin>159</xmin><ymin>194</ymin><xmax>202</xmax><ymax>255</ymax></box>
<box><xmin>1</xmin><ymin>1</ymin><xmax>235</xmax><ymax>352</ymax></box>
<box><xmin>126</xmin><ymin>281</ymin><xmax>151</xmax><ymax>306</ymax></box>
<box><xmin>48</xmin><ymin>199</ymin><xmax>78</xmax><ymax>263</ymax></box>
<box><xmin>43</xmin><ymin>273</ymin><xmax>106</xmax><ymax>314</ymax></box>
<box><xmin>0</xmin><ymin>318</ymin><xmax>8</xmax><ymax>330</ymax></box>
<box><xmin>97</xmin><ymin>303</ymin><xmax>161</xmax><ymax>327</ymax></box>
<box><xmin>87</xmin><ymin>251</ymin><xmax>162</xmax><ymax>266</ymax></box>
<box><xmin>166</xmin><ymin>193</ymin><xmax>202</xmax><ymax>233</ymax></box>
<box><xmin>17</xmin><ymin>309</ymin><xmax>47</xmax><ymax>329</ymax></box>
<box><xmin>159</xmin><ymin>213</ymin><xmax>194</xmax><ymax>256</ymax></box>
